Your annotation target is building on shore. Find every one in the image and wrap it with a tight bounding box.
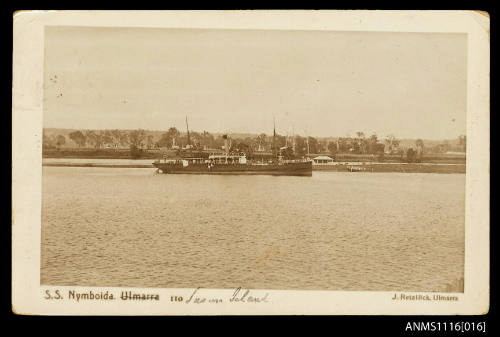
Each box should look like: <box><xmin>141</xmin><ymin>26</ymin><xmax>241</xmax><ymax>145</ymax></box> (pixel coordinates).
<box><xmin>312</xmin><ymin>155</ymin><xmax>334</xmax><ymax>165</ymax></box>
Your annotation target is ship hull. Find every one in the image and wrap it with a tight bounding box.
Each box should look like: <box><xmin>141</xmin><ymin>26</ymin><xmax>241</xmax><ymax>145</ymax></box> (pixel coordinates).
<box><xmin>153</xmin><ymin>162</ymin><xmax>312</xmax><ymax>176</ymax></box>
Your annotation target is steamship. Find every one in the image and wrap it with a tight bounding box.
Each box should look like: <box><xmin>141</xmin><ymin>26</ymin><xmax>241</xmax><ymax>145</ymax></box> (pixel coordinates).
<box><xmin>153</xmin><ymin>118</ymin><xmax>312</xmax><ymax>176</ymax></box>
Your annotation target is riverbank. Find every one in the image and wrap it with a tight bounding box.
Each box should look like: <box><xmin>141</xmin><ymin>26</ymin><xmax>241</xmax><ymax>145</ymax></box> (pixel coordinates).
<box><xmin>313</xmin><ymin>163</ymin><xmax>465</xmax><ymax>174</ymax></box>
<box><xmin>42</xmin><ymin>159</ymin><xmax>465</xmax><ymax>173</ymax></box>
<box><xmin>42</xmin><ymin>148</ymin><xmax>466</xmax><ymax>164</ymax></box>
<box><xmin>43</xmin><ymin>162</ymin><xmax>154</xmax><ymax>168</ymax></box>
<box><xmin>43</xmin><ymin>148</ymin><xmax>160</xmax><ymax>159</ymax></box>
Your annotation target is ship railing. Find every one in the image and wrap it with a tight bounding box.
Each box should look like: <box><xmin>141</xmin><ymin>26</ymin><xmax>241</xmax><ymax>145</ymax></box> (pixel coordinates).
<box><xmin>246</xmin><ymin>158</ymin><xmax>311</xmax><ymax>165</ymax></box>
<box><xmin>156</xmin><ymin>158</ymin><xmax>184</xmax><ymax>164</ymax></box>
<box><xmin>280</xmin><ymin>158</ymin><xmax>312</xmax><ymax>164</ymax></box>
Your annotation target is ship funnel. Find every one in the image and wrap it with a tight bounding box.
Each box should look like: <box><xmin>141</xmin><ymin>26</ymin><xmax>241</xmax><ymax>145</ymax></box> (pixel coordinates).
<box><xmin>223</xmin><ymin>134</ymin><xmax>229</xmax><ymax>155</ymax></box>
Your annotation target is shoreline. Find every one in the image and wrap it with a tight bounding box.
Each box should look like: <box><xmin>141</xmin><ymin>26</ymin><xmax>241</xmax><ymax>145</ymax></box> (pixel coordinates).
<box><xmin>42</xmin><ymin>160</ymin><xmax>465</xmax><ymax>174</ymax></box>
<box><xmin>313</xmin><ymin>163</ymin><xmax>465</xmax><ymax>174</ymax></box>
<box><xmin>43</xmin><ymin>162</ymin><xmax>155</xmax><ymax>168</ymax></box>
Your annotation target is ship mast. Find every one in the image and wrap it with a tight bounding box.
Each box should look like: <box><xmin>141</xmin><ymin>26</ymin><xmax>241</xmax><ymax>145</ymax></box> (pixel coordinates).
<box><xmin>185</xmin><ymin>116</ymin><xmax>191</xmax><ymax>146</ymax></box>
<box><xmin>305</xmin><ymin>126</ymin><xmax>310</xmax><ymax>156</ymax></box>
<box><xmin>223</xmin><ymin>134</ymin><xmax>229</xmax><ymax>157</ymax></box>
<box><xmin>272</xmin><ymin>117</ymin><xmax>276</xmax><ymax>159</ymax></box>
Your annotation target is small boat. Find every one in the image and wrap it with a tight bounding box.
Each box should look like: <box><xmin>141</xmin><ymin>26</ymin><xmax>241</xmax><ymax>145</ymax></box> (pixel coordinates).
<box><xmin>347</xmin><ymin>165</ymin><xmax>368</xmax><ymax>172</ymax></box>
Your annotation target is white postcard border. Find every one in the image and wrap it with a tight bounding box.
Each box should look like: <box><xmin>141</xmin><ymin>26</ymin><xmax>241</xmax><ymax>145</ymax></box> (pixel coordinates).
<box><xmin>12</xmin><ymin>10</ymin><xmax>490</xmax><ymax>315</ymax></box>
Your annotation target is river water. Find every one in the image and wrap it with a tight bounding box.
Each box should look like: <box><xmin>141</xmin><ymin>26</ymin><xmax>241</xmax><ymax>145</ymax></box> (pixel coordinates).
<box><xmin>41</xmin><ymin>166</ymin><xmax>465</xmax><ymax>291</ymax></box>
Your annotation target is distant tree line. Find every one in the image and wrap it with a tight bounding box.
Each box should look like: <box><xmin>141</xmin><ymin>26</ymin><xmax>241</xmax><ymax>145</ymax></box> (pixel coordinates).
<box><xmin>43</xmin><ymin>131</ymin><xmax>67</xmax><ymax>149</ymax></box>
<box><xmin>43</xmin><ymin>129</ymin><xmax>150</xmax><ymax>150</ymax></box>
<box><xmin>42</xmin><ymin>128</ymin><xmax>466</xmax><ymax>161</ymax></box>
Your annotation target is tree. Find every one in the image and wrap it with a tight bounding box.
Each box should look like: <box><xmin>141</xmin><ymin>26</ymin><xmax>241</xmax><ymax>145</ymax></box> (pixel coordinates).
<box><xmin>256</xmin><ymin>133</ymin><xmax>267</xmax><ymax>151</ymax></box>
<box><xmin>290</xmin><ymin>135</ymin><xmax>318</xmax><ymax>156</ymax></box>
<box><xmin>294</xmin><ymin>136</ymin><xmax>306</xmax><ymax>156</ymax></box>
<box><xmin>111</xmin><ymin>129</ymin><xmax>122</xmax><ymax>147</ymax></box>
<box><xmin>385</xmin><ymin>134</ymin><xmax>400</xmax><ymax>154</ymax></box>
<box><xmin>336</xmin><ymin>137</ymin><xmax>350</xmax><ymax>152</ymax></box>
<box><xmin>406</xmin><ymin>148</ymin><xmax>416</xmax><ymax>163</ymax></box>
<box><xmin>434</xmin><ymin>140</ymin><xmax>450</xmax><ymax>154</ymax></box>
<box><xmin>129</xmin><ymin>129</ymin><xmax>146</xmax><ymax>148</ymax></box>
<box><xmin>201</xmin><ymin>131</ymin><xmax>215</xmax><ymax>150</ymax></box>
<box><xmin>130</xmin><ymin>144</ymin><xmax>143</xmax><ymax>159</ymax></box>
<box><xmin>69</xmin><ymin>130</ymin><xmax>86</xmax><ymax>147</ymax></box>
<box><xmin>102</xmin><ymin>130</ymin><xmax>114</xmax><ymax>148</ymax></box>
<box><xmin>55</xmin><ymin>135</ymin><xmax>66</xmax><ymax>149</ymax></box>
<box><xmin>373</xmin><ymin>143</ymin><xmax>385</xmax><ymax>153</ymax></box>
<box><xmin>93</xmin><ymin>131</ymin><xmax>104</xmax><ymax>149</ymax></box>
<box><xmin>458</xmin><ymin>135</ymin><xmax>467</xmax><ymax>152</ymax></box>
<box><xmin>243</xmin><ymin>137</ymin><xmax>257</xmax><ymax>152</ymax></box>
<box><xmin>327</xmin><ymin>141</ymin><xmax>338</xmax><ymax>157</ymax></box>
<box><xmin>85</xmin><ymin>130</ymin><xmax>97</xmax><ymax>148</ymax></box>
<box><xmin>43</xmin><ymin>131</ymin><xmax>55</xmax><ymax>149</ymax></box>
<box><xmin>308</xmin><ymin>137</ymin><xmax>319</xmax><ymax>154</ymax></box>
<box><xmin>118</xmin><ymin>131</ymin><xmax>129</xmax><ymax>147</ymax></box>
<box><xmin>157</xmin><ymin>133</ymin><xmax>170</xmax><ymax>148</ymax></box>
<box><xmin>356</xmin><ymin>132</ymin><xmax>366</xmax><ymax>153</ymax></box>
<box><xmin>167</xmin><ymin>127</ymin><xmax>180</xmax><ymax>144</ymax></box>
<box><xmin>146</xmin><ymin>135</ymin><xmax>154</xmax><ymax>149</ymax></box>
<box><xmin>158</xmin><ymin>127</ymin><xmax>180</xmax><ymax>148</ymax></box>
<box><xmin>275</xmin><ymin>134</ymin><xmax>287</xmax><ymax>149</ymax></box>
<box><xmin>415</xmin><ymin>139</ymin><xmax>424</xmax><ymax>162</ymax></box>
<box><xmin>189</xmin><ymin>131</ymin><xmax>201</xmax><ymax>149</ymax></box>
<box><xmin>367</xmin><ymin>133</ymin><xmax>379</xmax><ymax>154</ymax></box>
<box><xmin>85</xmin><ymin>132</ymin><xmax>98</xmax><ymax>149</ymax></box>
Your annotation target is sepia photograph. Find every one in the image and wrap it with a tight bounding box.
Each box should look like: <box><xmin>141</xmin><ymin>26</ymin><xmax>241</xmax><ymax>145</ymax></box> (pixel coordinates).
<box><xmin>12</xmin><ymin>10</ymin><xmax>489</xmax><ymax>315</ymax></box>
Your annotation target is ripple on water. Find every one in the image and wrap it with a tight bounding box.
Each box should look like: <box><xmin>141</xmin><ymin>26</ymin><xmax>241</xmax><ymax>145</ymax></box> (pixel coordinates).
<box><xmin>41</xmin><ymin>168</ymin><xmax>465</xmax><ymax>291</ymax></box>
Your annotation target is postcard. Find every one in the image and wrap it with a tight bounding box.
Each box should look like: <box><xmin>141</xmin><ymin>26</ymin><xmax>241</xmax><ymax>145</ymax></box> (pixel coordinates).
<box><xmin>12</xmin><ymin>10</ymin><xmax>489</xmax><ymax>315</ymax></box>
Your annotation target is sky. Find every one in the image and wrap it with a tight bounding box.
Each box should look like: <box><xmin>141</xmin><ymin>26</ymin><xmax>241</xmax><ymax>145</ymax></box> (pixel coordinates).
<box><xmin>44</xmin><ymin>26</ymin><xmax>467</xmax><ymax>140</ymax></box>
